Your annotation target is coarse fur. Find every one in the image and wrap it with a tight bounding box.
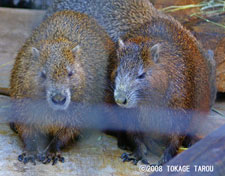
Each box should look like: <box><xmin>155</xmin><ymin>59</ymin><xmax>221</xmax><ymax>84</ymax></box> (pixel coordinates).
<box><xmin>44</xmin><ymin>0</ymin><xmax>161</xmax><ymax>152</ymax></box>
<box><xmin>45</xmin><ymin>0</ymin><xmax>216</xmax><ymax>164</ymax></box>
<box><xmin>10</xmin><ymin>10</ymin><xmax>115</xmax><ymax>164</ymax></box>
<box><xmin>45</xmin><ymin>0</ymin><xmax>159</xmax><ymax>43</ymax></box>
<box><xmin>113</xmin><ymin>15</ymin><xmax>216</xmax><ymax>164</ymax></box>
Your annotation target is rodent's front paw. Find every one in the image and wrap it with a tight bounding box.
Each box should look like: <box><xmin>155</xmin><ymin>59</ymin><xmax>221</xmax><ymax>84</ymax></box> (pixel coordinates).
<box><xmin>18</xmin><ymin>152</ymin><xmax>65</xmax><ymax>165</ymax></box>
<box><xmin>41</xmin><ymin>152</ymin><xmax>65</xmax><ymax>165</ymax></box>
<box><xmin>18</xmin><ymin>152</ymin><xmax>37</xmax><ymax>165</ymax></box>
<box><xmin>121</xmin><ymin>153</ymin><xmax>149</xmax><ymax>165</ymax></box>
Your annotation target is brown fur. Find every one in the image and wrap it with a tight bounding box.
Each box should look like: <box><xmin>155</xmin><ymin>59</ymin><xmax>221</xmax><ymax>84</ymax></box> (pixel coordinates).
<box><xmin>46</xmin><ymin>0</ymin><xmax>159</xmax><ymax>43</ymax></box>
<box><xmin>10</xmin><ymin>10</ymin><xmax>115</xmax><ymax>164</ymax></box>
<box><xmin>46</xmin><ymin>0</ymin><xmax>216</xmax><ymax>164</ymax></box>
<box><xmin>113</xmin><ymin>15</ymin><xmax>215</xmax><ymax>164</ymax></box>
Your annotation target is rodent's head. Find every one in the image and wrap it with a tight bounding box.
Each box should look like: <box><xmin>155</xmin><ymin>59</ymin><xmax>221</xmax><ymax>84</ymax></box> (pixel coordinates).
<box><xmin>29</xmin><ymin>39</ymin><xmax>85</xmax><ymax>111</ymax></box>
<box><xmin>113</xmin><ymin>39</ymin><xmax>162</xmax><ymax>108</ymax></box>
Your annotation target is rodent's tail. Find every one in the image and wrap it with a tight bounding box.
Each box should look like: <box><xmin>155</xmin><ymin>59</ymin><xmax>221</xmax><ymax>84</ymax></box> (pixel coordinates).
<box><xmin>0</xmin><ymin>87</ymin><xmax>10</xmax><ymax>97</ymax></box>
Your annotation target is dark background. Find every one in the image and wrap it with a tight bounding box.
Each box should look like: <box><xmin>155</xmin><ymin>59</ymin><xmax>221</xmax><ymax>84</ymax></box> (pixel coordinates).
<box><xmin>0</xmin><ymin>0</ymin><xmax>52</xmax><ymax>9</ymax></box>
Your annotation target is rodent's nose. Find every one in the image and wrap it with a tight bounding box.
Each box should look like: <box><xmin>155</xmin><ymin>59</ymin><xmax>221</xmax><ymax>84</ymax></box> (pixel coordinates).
<box><xmin>115</xmin><ymin>96</ymin><xmax>127</xmax><ymax>106</ymax></box>
<box><xmin>51</xmin><ymin>94</ymin><xmax>67</xmax><ymax>105</ymax></box>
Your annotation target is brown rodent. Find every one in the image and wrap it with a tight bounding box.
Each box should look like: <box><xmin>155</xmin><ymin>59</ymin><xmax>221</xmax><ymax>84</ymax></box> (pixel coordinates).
<box><xmin>46</xmin><ymin>0</ymin><xmax>216</xmax><ymax>164</ymax></box>
<box><xmin>112</xmin><ymin>15</ymin><xmax>216</xmax><ymax>165</ymax></box>
<box><xmin>10</xmin><ymin>10</ymin><xmax>115</xmax><ymax>165</ymax></box>
<box><xmin>45</xmin><ymin>0</ymin><xmax>162</xmax><ymax>151</ymax></box>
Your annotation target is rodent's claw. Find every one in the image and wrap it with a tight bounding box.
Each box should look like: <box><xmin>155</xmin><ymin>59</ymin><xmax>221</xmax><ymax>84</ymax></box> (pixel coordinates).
<box><xmin>52</xmin><ymin>157</ymin><xmax>58</xmax><ymax>165</ymax></box>
<box><xmin>121</xmin><ymin>152</ymin><xmax>129</xmax><ymax>159</ymax></box>
<box><xmin>121</xmin><ymin>152</ymin><xmax>150</xmax><ymax>165</ymax></box>
<box><xmin>42</xmin><ymin>156</ymin><xmax>52</xmax><ymax>164</ymax></box>
<box><xmin>53</xmin><ymin>153</ymin><xmax>65</xmax><ymax>164</ymax></box>
<box><xmin>121</xmin><ymin>152</ymin><xmax>131</xmax><ymax>161</ymax></box>
<box><xmin>42</xmin><ymin>153</ymin><xmax>65</xmax><ymax>165</ymax></box>
<box><xmin>132</xmin><ymin>159</ymin><xmax>138</xmax><ymax>165</ymax></box>
<box><xmin>18</xmin><ymin>152</ymin><xmax>65</xmax><ymax>165</ymax></box>
<box><xmin>36</xmin><ymin>153</ymin><xmax>46</xmax><ymax>162</ymax></box>
<box><xmin>23</xmin><ymin>157</ymin><xmax>29</xmax><ymax>164</ymax></box>
<box><xmin>18</xmin><ymin>153</ymin><xmax>25</xmax><ymax>162</ymax></box>
<box><xmin>121</xmin><ymin>152</ymin><xmax>139</xmax><ymax>165</ymax></box>
<box><xmin>18</xmin><ymin>153</ymin><xmax>36</xmax><ymax>165</ymax></box>
<box><xmin>59</xmin><ymin>156</ymin><xmax>65</xmax><ymax>163</ymax></box>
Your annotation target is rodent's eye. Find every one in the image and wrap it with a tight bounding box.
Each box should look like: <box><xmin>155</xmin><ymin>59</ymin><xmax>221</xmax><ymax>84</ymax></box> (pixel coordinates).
<box><xmin>68</xmin><ymin>71</ymin><xmax>74</xmax><ymax>77</ymax></box>
<box><xmin>137</xmin><ymin>73</ymin><xmax>146</xmax><ymax>79</ymax></box>
<box><xmin>41</xmin><ymin>70</ymin><xmax>46</xmax><ymax>79</ymax></box>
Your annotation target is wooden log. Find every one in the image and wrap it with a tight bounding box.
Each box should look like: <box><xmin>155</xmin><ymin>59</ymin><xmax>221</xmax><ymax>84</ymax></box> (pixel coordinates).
<box><xmin>194</xmin><ymin>112</ymin><xmax>225</xmax><ymax>139</ymax></box>
<box><xmin>151</xmin><ymin>124</ymin><xmax>225</xmax><ymax>176</ymax></box>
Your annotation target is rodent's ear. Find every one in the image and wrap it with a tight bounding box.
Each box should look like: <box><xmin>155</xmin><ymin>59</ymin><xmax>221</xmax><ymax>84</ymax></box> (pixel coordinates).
<box><xmin>72</xmin><ymin>45</ymin><xmax>81</xmax><ymax>55</ymax></box>
<box><xmin>150</xmin><ymin>43</ymin><xmax>160</xmax><ymax>63</ymax></box>
<box><xmin>31</xmin><ymin>47</ymin><xmax>40</xmax><ymax>59</ymax></box>
<box><xmin>118</xmin><ymin>38</ymin><xmax>125</xmax><ymax>49</ymax></box>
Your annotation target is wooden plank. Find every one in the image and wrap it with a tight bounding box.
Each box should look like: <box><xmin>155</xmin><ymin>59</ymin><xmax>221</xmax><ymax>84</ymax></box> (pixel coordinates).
<box><xmin>0</xmin><ymin>7</ymin><xmax>45</xmax><ymax>88</ymax></box>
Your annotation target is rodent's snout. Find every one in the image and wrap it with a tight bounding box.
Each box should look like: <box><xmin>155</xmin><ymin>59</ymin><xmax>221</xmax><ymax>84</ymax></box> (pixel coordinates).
<box><xmin>114</xmin><ymin>85</ymin><xmax>137</xmax><ymax>108</ymax></box>
<box><xmin>114</xmin><ymin>89</ymin><xmax>132</xmax><ymax>108</ymax></box>
<box><xmin>115</xmin><ymin>95</ymin><xmax>127</xmax><ymax>106</ymax></box>
<box><xmin>51</xmin><ymin>93</ymin><xmax>67</xmax><ymax>105</ymax></box>
<box><xmin>47</xmin><ymin>88</ymin><xmax>71</xmax><ymax>111</ymax></box>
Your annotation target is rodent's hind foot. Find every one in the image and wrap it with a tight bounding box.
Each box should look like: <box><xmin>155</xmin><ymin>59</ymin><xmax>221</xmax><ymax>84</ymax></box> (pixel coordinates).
<box><xmin>42</xmin><ymin>152</ymin><xmax>65</xmax><ymax>165</ymax></box>
<box><xmin>121</xmin><ymin>153</ymin><xmax>149</xmax><ymax>165</ymax></box>
<box><xmin>18</xmin><ymin>152</ymin><xmax>36</xmax><ymax>165</ymax></box>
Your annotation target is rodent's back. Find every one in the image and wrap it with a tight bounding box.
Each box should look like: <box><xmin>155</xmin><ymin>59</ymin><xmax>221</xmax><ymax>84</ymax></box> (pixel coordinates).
<box><xmin>46</xmin><ymin>0</ymin><xmax>159</xmax><ymax>42</ymax></box>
